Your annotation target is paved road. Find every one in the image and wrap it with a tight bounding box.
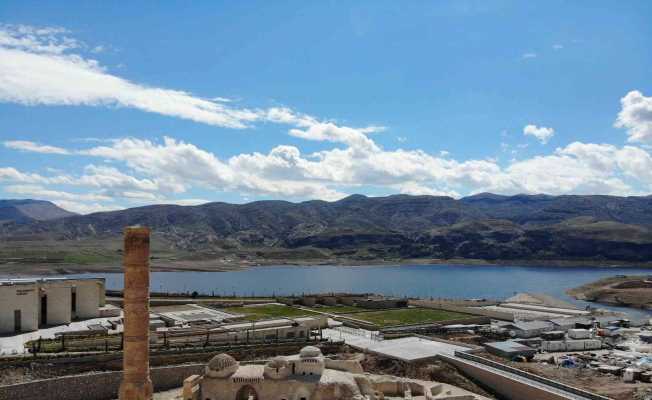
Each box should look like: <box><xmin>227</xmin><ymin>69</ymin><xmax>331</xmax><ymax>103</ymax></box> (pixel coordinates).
<box><xmin>0</xmin><ymin>314</ymin><xmax>122</xmax><ymax>356</ymax></box>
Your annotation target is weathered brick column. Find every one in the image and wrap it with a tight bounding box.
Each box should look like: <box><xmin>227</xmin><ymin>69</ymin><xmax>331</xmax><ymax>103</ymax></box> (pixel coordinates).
<box><xmin>119</xmin><ymin>226</ymin><xmax>153</xmax><ymax>400</ymax></box>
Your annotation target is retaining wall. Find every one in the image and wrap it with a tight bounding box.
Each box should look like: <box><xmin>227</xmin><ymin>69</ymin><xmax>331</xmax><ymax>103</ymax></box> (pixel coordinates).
<box><xmin>441</xmin><ymin>352</ymin><xmax>610</xmax><ymax>400</ymax></box>
<box><xmin>0</xmin><ymin>364</ymin><xmax>204</xmax><ymax>400</ymax></box>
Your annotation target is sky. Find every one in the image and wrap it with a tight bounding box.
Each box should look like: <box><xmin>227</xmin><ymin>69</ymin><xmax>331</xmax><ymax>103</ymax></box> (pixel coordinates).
<box><xmin>0</xmin><ymin>1</ymin><xmax>652</xmax><ymax>214</ymax></box>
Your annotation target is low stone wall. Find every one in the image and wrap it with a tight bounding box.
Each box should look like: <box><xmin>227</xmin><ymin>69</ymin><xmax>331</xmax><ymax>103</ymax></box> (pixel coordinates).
<box><xmin>0</xmin><ymin>364</ymin><xmax>204</xmax><ymax>400</ymax></box>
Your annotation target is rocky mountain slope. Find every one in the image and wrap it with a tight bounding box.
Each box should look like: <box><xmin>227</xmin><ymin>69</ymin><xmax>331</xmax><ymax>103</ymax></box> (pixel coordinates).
<box><xmin>2</xmin><ymin>194</ymin><xmax>652</xmax><ymax>264</ymax></box>
<box><xmin>0</xmin><ymin>199</ymin><xmax>76</xmax><ymax>224</ymax></box>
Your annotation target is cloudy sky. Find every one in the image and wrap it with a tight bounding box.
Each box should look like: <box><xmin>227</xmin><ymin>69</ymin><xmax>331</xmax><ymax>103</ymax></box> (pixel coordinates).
<box><xmin>1</xmin><ymin>1</ymin><xmax>652</xmax><ymax>214</ymax></box>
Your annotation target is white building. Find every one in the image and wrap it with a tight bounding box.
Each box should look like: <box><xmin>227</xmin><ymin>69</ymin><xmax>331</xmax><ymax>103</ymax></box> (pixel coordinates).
<box><xmin>0</xmin><ymin>277</ymin><xmax>106</xmax><ymax>334</ymax></box>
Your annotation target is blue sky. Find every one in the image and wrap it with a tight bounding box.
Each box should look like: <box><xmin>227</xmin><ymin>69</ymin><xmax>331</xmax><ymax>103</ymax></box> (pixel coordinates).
<box><xmin>1</xmin><ymin>1</ymin><xmax>651</xmax><ymax>213</ymax></box>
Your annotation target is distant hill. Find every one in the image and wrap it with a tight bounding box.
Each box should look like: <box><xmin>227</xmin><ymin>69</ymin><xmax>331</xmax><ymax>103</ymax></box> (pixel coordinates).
<box><xmin>0</xmin><ymin>199</ymin><xmax>76</xmax><ymax>224</ymax></box>
<box><xmin>2</xmin><ymin>194</ymin><xmax>652</xmax><ymax>264</ymax></box>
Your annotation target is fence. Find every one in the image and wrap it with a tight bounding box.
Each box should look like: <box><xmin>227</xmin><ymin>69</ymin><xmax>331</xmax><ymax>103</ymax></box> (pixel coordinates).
<box><xmin>332</xmin><ymin>326</ymin><xmax>383</xmax><ymax>341</ymax></box>
<box><xmin>26</xmin><ymin>329</ymin><xmax>324</xmax><ymax>354</ymax></box>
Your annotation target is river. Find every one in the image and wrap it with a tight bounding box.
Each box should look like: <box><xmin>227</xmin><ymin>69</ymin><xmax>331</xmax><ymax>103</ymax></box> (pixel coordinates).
<box><xmin>41</xmin><ymin>263</ymin><xmax>652</xmax><ymax>318</ymax></box>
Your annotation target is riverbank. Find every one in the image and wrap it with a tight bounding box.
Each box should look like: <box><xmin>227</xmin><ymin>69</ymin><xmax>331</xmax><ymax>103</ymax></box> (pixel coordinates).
<box><xmin>567</xmin><ymin>275</ymin><xmax>652</xmax><ymax>310</ymax></box>
<box><xmin>3</xmin><ymin>256</ymin><xmax>652</xmax><ymax>277</ymax></box>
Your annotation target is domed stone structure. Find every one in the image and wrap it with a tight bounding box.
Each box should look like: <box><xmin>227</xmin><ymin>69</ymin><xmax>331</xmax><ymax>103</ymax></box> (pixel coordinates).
<box><xmin>264</xmin><ymin>356</ymin><xmax>291</xmax><ymax>380</ymax></box>
<box><xmin>268</xmin><ymin>356</ymin><xmax>289</xmax><ymax>368</ymax></box>
<box><xmin>184</xmin><ymin>346</ymin><xmax>491</xmax><ymax>400</ymax></box>
<box><xmin>296</xmin><ymin>346</ymin><xmax>325</xmax><ymax>377</ymax></box>
<box><xmin>206</xmin><ymin>353</ymin><xmax>239</xmax><ymax>378</ymax></box>
<box><xmin>299</xmin><ymin>345</ymin><xmax>322</xmax><ymax>358</ymax></box>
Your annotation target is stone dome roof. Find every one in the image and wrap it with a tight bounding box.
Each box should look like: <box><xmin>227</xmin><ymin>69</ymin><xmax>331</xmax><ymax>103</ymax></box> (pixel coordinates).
<box><xmin>267</xmin><ymin>356</ymin><xmax>289</xmax><ymax>368</ymax></box>
<box><xmin>299</xmin><ymin>345</ymin><xmax>322</xmax><ymax>358</ymax></box>
<box><xmin>207</xmin><ymin>353</ymin><xmax>237</xmax><ymax>371</ymax></box>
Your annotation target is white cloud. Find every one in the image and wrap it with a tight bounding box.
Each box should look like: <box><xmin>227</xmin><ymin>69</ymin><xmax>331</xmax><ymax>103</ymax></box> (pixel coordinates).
<box><xmin>523</xmin><ymin>124</ymin><xmax>555</xmax><ymax>144</ymax></box>
<box><xmin>0</xmin><ymin>24</ymin><xmax>79</xmax><ymax>54</ymax></box>
<box><xmin>0</xmin><ymin>167</ymin><xmax>71</xmax><ymax>185</ymax></box>
<box><xmin>4</xmin><ymin>184</ymin><xmax>112</xmax><ymax>202</ymax></box>
<box><xmin>522</xmin><ymin>52</ymin><xmax>537</xmax><ymax>59</ymax></box>
<box><xmin>615</xmin><ymin>90</ymin><xmax>652</xmax><ymax>144</ymax></box>
<box><xmin>552</xmin><ymin>44</ymin><xmax>564</xmax><ymax>50</ymax></box>
<box><xmin>81</xmin><ymin>137</ymin><xmax>346</xmax><ymax>201</ymax></box>
<box><xmin>0</xmin><ymin>23</ymin><xmax>389</xmax><ymax>151</ymax></box>
<box><xmin>4</xmin><ymin>135</ymin><xmax>652</xmax><ymax>211</ymax></box>
<box><xmin>4</xmin><ymin>140</ymin><xmax>70</xmax><ymax>154</ymax></box>
<box><xmin>51</xmin><ymin>200</ymin><xmax>121</xmax><ymax>214</ymax></box>
<box><xmin>165</xmin><ymin>198</ymin><xmax>211</xmax><ymax>206</ymax></box>
<box><xmin>289</xmin><ymin>123</ymin><xmax>381</xmax><ymax>151</ymax></box>
<box><xmin>1</xmin><ymin>25</ymin><xmax>651</xmax><ymax>211</ymax></box>
<box><xmin>77</xmin><ymin>164</ymin><xmax>181</xmax><ymax>193</ymax></box>
<box><xmin>0</xmin><ymin>45</ymin><xmax>261</xmax><ymax>128</ymax></box>
<box><xmin>397</xmin><ymin>182</ymin><xmax>460</xmax><ymax>198</ymax></box>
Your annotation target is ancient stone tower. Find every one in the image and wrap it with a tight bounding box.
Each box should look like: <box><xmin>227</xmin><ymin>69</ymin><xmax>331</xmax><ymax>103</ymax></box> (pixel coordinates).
<box><xmin>119</xmin><ymin>226</ymin><xmax>153</xmax><ymax>400</ymax></box>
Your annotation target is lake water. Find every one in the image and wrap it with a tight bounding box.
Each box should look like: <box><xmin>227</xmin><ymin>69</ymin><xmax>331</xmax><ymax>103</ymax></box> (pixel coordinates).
<box><xmin>39</xmin><ymin>263</ymin><xmax>652</xmax><ymax>318</ymax></box>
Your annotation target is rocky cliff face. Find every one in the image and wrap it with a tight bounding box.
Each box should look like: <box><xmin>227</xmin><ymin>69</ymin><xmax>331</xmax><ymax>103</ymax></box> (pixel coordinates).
<box><xmin>2</xmin><ymin>194</ymin><xmax>652</xmax><ymax>263</ymax></box>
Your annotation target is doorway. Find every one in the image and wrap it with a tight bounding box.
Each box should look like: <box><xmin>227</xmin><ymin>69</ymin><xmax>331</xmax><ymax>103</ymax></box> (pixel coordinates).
<box><xmin>235</xmin><ymin>385</ymin><xmax>258</xmax><ymax>400</ymax></box>
<box><xmin>14</xmin><ymin>310</ymin><xmax>21</xmax><ymax>332</ymax></box>
<box><xmin>40</xmin><ymin>295</ymin><xmax>47</xmax><ymax>326</ymax></box>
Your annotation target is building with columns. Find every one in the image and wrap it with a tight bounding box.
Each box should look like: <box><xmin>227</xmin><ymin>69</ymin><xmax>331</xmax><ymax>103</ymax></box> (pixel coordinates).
<box><xmin>0</xmin><ymin>277</ymin><xmax>105</xmax><ymax>334</ymax></box>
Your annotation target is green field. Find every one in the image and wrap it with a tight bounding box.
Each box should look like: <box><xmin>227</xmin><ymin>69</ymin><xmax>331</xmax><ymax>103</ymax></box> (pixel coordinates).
<box><xmin>345</xmin><ymin>308</ymin><xmax>470</xmax><ymax>327</ymax></box>
<box><xmin>224</xmin><ymin>304</ymin><xmax>318</xmax><ymax>321</ymax></box>
<box><xmin>307</xmin><ymin>305</ymin><xmax>362</xmax><ymax>314</ymax></box>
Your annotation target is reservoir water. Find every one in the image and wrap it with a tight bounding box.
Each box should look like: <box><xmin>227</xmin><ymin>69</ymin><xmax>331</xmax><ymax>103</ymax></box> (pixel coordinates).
<box><xmin>42</xmin><ymin>263</ymin><xmax>652</xmax><ymax>318</ymax></box>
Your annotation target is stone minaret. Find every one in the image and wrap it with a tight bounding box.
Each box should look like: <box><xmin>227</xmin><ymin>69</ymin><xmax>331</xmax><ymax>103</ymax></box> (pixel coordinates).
<box><xmin>119</xmin><ymin>226</ymin><xmax>153</xmax><ymax>400</ymax></box>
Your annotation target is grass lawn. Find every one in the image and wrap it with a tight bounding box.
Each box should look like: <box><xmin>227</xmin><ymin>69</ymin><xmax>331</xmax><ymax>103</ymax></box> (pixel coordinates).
<box><xmin>346</xmin><ymin>308</ymin><xmax>470</xmax><ymax>327</ymax></box>
<box><xmin>308</xmin><ymin>305</ymin><xmax>362</xmax><ymax>314</ymax></box>
<box><xmin>223</xmin><ymin>304</ymin><xmax>317</xmax><ymax>321</ymax></box>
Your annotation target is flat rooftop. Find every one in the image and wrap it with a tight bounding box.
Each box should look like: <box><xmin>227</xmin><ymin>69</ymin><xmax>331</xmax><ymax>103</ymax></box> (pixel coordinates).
<box><xmin>365</xmin><ymin>336</ymin><xmax>472</xmax><ymax>362</ymax></box>
<box><xmin>157</xmin><ymin>304</ymin><xmax>241</xmax><ymax>323</ymax></box>
<box><xmin>322</xmin><ymin>328</ymin><xmax>472</xmax><ymax>362</ymax></box>
<box><xmin>485</xmin><ymin>341</ymin><xmax>536</xmax><ymax>353</ymax></box>
<box><xmin>0</xmin><ymin>277</ymin><xmax>105</xmax><ymax>286</ymax></box>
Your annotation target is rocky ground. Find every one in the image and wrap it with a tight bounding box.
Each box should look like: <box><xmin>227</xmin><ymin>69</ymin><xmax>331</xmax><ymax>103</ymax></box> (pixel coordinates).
<box><xmin>482</xmin><ymin>352</ymin><xmax>652</xmax><ymax>400</ymax></box>
<box><xmin>354</xmin><ymin>352</ymin><xmax>495</xmax><ymax>399</ymax></box>
<box><xmin>568</xmin><ymin>275</ymin><xmax>652</xmax><ymax>309</ymax></box>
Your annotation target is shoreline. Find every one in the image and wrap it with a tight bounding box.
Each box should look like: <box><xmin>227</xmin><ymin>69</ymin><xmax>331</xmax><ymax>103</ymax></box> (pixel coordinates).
<box><xmin>2</xmin><ymin>256</ymin><xmax>652</xmax><ymax>277</ymax></box>
<box><xmin>566</xmin><ymin>275</ymin><xmax>652</xmax><ymax>312</ymax></box>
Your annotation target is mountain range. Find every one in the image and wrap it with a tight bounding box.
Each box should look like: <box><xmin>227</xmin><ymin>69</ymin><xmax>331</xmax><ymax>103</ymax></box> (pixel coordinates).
<box><xmin>0</xmin><ymin>199</ymin><xmax>76</xmax><ymax>224</ymax></box>
<box><xmin>2</xmin><ymin>194</ymin><xmax>652</xmax><ymax>265</ymax></box>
